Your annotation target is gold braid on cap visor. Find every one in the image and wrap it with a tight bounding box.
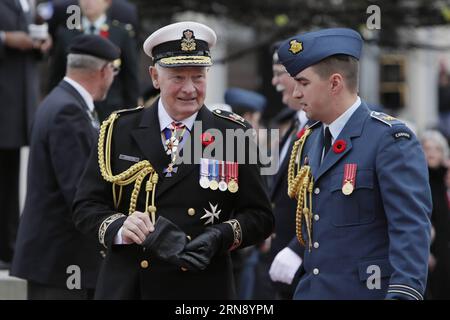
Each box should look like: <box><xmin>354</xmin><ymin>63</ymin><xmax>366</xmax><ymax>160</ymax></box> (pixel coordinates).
<box><xmin>98</xmin><ymin>112</ymin><xmax>159</xmax><ymax>225</ymax></box>
<box><xmin>158</xmin><ymin>55</ymin><xmax>212</xmax><ymax>65</ymax></box>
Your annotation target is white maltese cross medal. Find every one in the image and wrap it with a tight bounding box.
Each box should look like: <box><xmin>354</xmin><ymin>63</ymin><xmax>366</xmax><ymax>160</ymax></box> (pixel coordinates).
<box><xmin>200</xmin><ymin>202</ymin><xmax>221</xmax><ymax>225</ymax></box>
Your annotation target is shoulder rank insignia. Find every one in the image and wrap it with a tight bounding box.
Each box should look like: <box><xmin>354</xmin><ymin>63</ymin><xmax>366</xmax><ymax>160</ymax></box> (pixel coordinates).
<box><xmin>114</xmin><ymin>105</ymin><xmax>144</xmax><ymax>115</ymax></box>
<box><xmin>370</xmin><ymin>111</ymin><xmax>403</xmax><ymax>127</ymax></box>
<box><xmin>289</xmin><ymin>40</ymin><xmax>303</xmax><ymax>54</ymax></box>
<box><xmin>212</xmin><ymin>109</ymin><xmax>248</xmax><ymax>128</ymax></box>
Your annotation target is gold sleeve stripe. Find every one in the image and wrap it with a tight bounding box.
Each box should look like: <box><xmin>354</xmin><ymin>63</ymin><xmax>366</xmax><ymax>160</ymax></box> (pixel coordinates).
<box><xmin>224</xmin><ymin>219</ymin><xmax>242</xmax><ymax>251</ymax></box>
<box><xmin>98</xmin><ymin>213</ymin><xmax>126</xmax><ymax>248</ymax></box>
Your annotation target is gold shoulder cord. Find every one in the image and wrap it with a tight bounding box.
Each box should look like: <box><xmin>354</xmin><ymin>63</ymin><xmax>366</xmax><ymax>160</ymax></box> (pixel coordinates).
<box><xmin>98</xmin><ymin>113</ymin><xmax>159</xmax><ymax>224</ymax></box>
<box><xmin>287</xmin><ymin>128</ymin><xmax>314</xmax><ymax>251</ymax></box>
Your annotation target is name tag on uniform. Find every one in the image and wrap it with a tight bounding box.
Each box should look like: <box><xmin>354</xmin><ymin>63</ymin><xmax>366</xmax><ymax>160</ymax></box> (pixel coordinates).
<box><xmin>119</xmin><ymin>154</ymin><xmax>140</xmax><ymax>163</ymax></box>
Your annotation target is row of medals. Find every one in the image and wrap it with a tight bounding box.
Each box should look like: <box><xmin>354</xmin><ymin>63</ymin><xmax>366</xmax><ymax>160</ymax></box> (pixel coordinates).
<box><xmin>200</xmin><ymin>176</ymin><xmax>238</xmax><ymax>193</ymax></box>
<box><xmin>199</xmin><ymin>159</ymin><xmax>238</xmax><ymax>193</ymax></box>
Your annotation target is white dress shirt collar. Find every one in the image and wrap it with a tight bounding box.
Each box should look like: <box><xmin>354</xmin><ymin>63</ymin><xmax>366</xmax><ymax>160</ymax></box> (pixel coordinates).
<box><xmin>63</xmin><ymin>76</ymin><xmax>95</xmax><ymax>112</ymax></box>
<box><xmin>82</xmin><ymin>14</ymin><xmax>107</xmax><ymax>34</ymax></box>
<box><xmin>158</xmin><ymin>98</ymin><xmax>198</xmax><ymax>132</ymax></box>
<box><xmin>324</xmin><ymin>96</ymin><xmax>361</xmax><ymax>143</ymax></box>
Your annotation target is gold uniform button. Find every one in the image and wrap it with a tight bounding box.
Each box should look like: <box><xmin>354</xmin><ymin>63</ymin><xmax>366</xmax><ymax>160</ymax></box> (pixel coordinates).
<box><xmin>181</xmin><ymin>267</ymin><xmax>188</xmax><ymax>272</ymax></box>
<box><xmin>140</xmin><ymin>260</ymin><xmax>149</xmax><ymax>269</ymax></box>
<box><xmin>187</xmin><ymin>208</ymin><xmax>196</xmax><ymax>216</ymax></box>
<box><xmin>186</xmin><ymin>235</ymin><xmax>192</xmax><ymax>241</ymax></box>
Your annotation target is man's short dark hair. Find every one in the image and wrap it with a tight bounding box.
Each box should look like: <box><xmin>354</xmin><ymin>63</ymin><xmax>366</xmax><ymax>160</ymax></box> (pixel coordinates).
<box><xmin>312</xmin><ymin>54</ymin><xmax>359</xmax><ymax>93</ymax></box>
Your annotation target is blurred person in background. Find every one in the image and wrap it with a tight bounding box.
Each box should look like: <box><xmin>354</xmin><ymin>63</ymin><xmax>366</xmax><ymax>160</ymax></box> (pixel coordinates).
<box><xmin>0</xmin><ymin>0</ymin><xmax>52</xmax><ymax>270</ymax></box>
<box><xmin>46</xmin><ymin>0</ymin><xmax>139</xmax><ymax>43</ymax></box>
<box><xmin>421</xmin><ymin>130</ymin><xmax>450</xmax><ymax>299</ymax></box>
<box><xmin>438</xmin><ymin>61</ymin><xmax>450</xmax><ymax>141</ymax></box>
<box><xmin>224</xmin><ymin>87</ymin><xmax>267</xmax><ymax>130</ymax></box>
<box><xmin>49</xmin><ymin>0</ymin><xmax>138</xmax><ymax>121</ymax></box>
<box><xmin>11</xmin><ymin>34</ymin><xmax>120</xmax><ymax>299</ymax></box>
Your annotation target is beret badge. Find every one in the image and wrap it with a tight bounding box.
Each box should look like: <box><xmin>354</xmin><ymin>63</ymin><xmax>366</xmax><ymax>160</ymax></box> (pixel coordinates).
<box><xmin>288</xmin><ymin>39</ymin><xmax>303</xmax><ymax>54</ymax></box>
<box><xmin>181</xmin><ymin>29</ymin><xmax>196</xmax><ymax>51</ymax></box>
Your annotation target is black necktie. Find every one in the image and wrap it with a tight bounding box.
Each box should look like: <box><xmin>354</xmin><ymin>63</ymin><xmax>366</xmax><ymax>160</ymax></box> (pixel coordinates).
<box><xmin>323</xmin><ymin>127</ymin><xmax>332</xmax><ymax>158</ymax></box>
<box><xmin>89</xmin><ymin>24</ymin><xmax>96</xmax><ymax>34</ymax></box>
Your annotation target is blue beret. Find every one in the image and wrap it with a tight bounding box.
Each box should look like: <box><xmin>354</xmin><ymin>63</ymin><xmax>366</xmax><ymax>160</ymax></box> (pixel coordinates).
<box><xmin>224</xmin><ymin>88</ymin><xmax>267</xmax><ymax>112</ymax></box>
<box><xmin>69</xmin><ymin>34</ymin><xmax>121</xmax><ymax>61</ymax></box>
<box><xmin>277</xmin><ymin>28</ymin><xmax>363</xmax><ymax>76</ymax></box>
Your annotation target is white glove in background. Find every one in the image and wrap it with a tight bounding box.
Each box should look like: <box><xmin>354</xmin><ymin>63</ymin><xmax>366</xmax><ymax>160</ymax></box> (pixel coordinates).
<box><xmin>269</xmin><ymin>247</ymin><xmax>302</xmax><ymax>285</ymax></box>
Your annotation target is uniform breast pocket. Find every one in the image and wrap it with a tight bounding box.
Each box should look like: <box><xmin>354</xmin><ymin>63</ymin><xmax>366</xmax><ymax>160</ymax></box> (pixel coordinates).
<box><xmin>330</xmin><ymin>169</ymin><xmax>375</xmax><ymax>227</ymax></box>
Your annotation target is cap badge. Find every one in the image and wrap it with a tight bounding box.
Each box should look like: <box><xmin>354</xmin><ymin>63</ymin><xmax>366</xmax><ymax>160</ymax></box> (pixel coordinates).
<box><xmin>181</xmin><ymin>29</ymin><xmax>196</xmax><ymax>51</ymax></box>
<box><xmin>289</xmin><ymin>39</ymin><xmax>303</xmax><ymax>54</ymax></box>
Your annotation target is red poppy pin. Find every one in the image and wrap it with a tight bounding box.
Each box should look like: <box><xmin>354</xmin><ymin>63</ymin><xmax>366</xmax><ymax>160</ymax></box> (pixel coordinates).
<box><xmin>296</xmin><ymin>128</ymin><xmax>306</xmax><ymax>139</ymax></box>
<box><xmin>100</xmin><ymin>29</ymin><xmax>109</xmax><ymax>38</ymax></box>
<box><xmin>201</xmin><ymin>132</ymin><xmax>214</xmax><ymax>146</ymax></box>
<box><xmin>99</xmin><ymin>25</ymin><xmax>109</xmax><ymax>38</ymax></box>
<box><xmin>333</xmin><ymin>139</ymin><xmax>346</xmax><ymax>153</ymax></box>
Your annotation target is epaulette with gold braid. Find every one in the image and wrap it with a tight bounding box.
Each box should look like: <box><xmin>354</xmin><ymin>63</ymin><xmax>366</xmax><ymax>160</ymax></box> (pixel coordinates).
<box><xmin>212</xmin><ymin>109</ymin><xmax>249</xmax><ymax>128</ymax></box>
<box><xmin>287</xmin><ymin>126</ymin><xmax>316</xmax><ymax>252</ymax></box>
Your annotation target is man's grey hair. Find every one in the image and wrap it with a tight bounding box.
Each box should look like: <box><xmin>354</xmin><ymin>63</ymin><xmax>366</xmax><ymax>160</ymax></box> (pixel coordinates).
<box><xmin>67</xmin><ymin>53</ymin><xmax>107</xmax><ymax>71</ymax></box>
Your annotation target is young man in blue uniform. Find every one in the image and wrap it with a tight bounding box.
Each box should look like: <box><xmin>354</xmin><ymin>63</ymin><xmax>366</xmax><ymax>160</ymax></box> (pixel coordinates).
<box><xmin>277</xmin><ymin>28</ymin><xmax>432</xmax><ymax>300</ymax></box>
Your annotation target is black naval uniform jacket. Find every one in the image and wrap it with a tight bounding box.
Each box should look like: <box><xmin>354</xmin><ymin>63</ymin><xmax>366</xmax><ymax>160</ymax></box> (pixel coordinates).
<box><xmin>73</xmin><ymin>101</ymin><xmax>274</xmax><ymax>299</ymax></box>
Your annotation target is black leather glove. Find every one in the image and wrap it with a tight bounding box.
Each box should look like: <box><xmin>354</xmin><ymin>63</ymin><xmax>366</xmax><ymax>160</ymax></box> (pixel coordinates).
<box><xmin>178</xmin><ymin>227</ymin><xmax>223</xmax><ymax>271</ymax></box>
<box><xmin>141</xmin><ymin>216</ymin><xmax>187</xmax><ymax>266</ymax></box>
